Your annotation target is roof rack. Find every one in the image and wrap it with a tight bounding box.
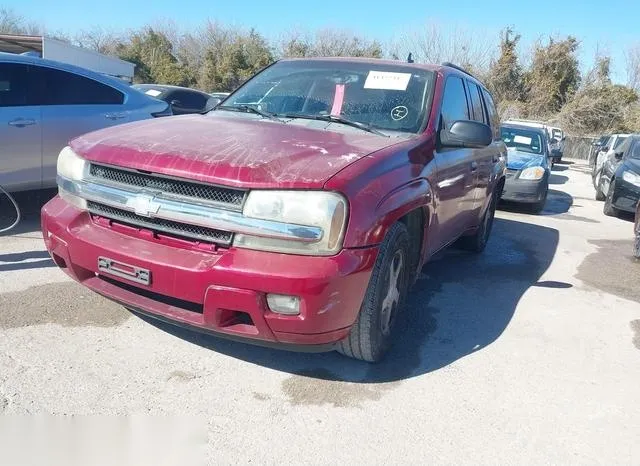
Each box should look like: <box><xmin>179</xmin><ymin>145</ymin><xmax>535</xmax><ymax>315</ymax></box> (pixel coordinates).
<box><xmin>441</xmin><ymin>61</ymin><xmax>475</xmax><ymax>78</ymax></box>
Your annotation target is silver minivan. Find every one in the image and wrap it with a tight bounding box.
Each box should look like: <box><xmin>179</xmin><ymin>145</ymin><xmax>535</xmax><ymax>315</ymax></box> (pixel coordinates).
<box><xmin>0</xmin><ymin>52</ymin><xmax>171</xmax><ymax>193</ymax></box>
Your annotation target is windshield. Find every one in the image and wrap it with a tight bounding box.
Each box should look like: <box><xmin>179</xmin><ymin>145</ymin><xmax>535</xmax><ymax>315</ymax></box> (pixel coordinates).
<box><xmin>220</xmin><ymin>60</ymin><xmax>435</xmax><ymax>135</ymax></box>
<box><xmin>501</xmin><ymin>127</ymin><xmax>544</xmax><ymax>155</ymax></box>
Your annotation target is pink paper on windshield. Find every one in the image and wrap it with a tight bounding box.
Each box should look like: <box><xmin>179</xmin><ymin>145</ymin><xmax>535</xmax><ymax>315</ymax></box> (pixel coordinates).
<box><xmin>331</xmin><ymin>84</ymin><xmax>345</xmax><ymax>116</ymax></box>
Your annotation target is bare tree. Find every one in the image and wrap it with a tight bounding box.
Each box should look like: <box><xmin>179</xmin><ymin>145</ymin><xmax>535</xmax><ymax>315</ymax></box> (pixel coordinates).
<box><xmin>625</xmin><ymin>43</ymin><xmax>640</xmax><ymax>92</ymax></box>
<box><xmin>0</xmin><ymin>7</ymin><xmax>43</xmax><ymax>35</ymax></box>
<box><xmin>390</xmin><ymin>21</ymin><xmax>497</xmax><ymax>73</ymax></box>
<box><xmin>277</xmin><ymin>27</ymin><xmax>382</xmax><ymax>58</ymax></box>
<box><xmin>73</xmin><ymin>27</ymin><xmax>122</xmax><ymax>54</ymax></box>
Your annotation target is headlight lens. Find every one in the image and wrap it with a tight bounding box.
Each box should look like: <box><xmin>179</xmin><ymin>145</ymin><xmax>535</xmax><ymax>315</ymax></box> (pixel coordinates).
<box><xmin>57</xmin><ymin>146</ymin><xmax>88</xmax><ymax>181</ymax></box>
<box><xmin>236</xmin><ymin>191</ymin><xmax>348</xmax><ymax>255</ymax></box>
<box><xmin>622</xmin><ymin>171</ymin><xmax>640</xmax><ymax>187</ymax></box>
<box><xmin>57</xmin><ymin>146</ymin><xmax>88</xmax><ymax>209</ymax></box>
<box><xmin>519</xmin><ymin>166</ymin><xmax>545</xmax><ymax>180</ymax></box>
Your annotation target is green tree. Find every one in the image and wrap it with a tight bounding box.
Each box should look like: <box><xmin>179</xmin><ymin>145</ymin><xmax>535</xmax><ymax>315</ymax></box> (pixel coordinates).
<box><xmin>116</xmin><ymin>28</ymin><xmax>191</xmax><ymax>86</ymax></box>
<box><xmin>524</xmin><ymin>36</ymin><xmax>581</xmax><ymax>117</ymax></box>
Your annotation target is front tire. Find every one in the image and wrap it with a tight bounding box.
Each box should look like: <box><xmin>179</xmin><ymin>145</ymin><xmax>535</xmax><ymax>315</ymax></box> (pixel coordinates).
<box><xmin>337</xmin><ymin>222</ymin><xmax>410</xmax><ymax>362</ymax></box>
<box><xmin>603</xmin><ymin>178</ymin><xmax>619</xmax><ymax>217</ymax></box>
<box><xmin>531</xmin><ymin>184</ymin><xmax>548</xmax><ymax>214</ymax></box>
<box><xmin>634</xmin><ymin>218</ymin><xmax>640</xmax><ymax>259</ymax></box>
<box><xmin>595</xmin><ymin>170</ymin><xmax>606</xmax><ymax>201</ymax></box>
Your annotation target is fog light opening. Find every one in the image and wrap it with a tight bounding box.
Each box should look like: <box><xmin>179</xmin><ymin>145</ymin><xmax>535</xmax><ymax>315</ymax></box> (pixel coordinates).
<box><xmin>266</xmin><ymin>294</ymin><xmax>300</xmax><ymax>315</ymax></box>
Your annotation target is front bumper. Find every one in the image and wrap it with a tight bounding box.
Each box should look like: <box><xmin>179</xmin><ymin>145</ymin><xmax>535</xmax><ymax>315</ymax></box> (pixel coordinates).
<box><xmin>612</xmin><ymin>179</ymin><xmax>640</xmax><ymax>213</ymax></box>
<box><xmin>42</xmin><ymin>196</ymin><xmax>377</xmax><ymax>350</ymax></box>
<box><xmin>501</xmin><ymin>176</ymin><xmax>547</xmax><ymax>204</ymax></box>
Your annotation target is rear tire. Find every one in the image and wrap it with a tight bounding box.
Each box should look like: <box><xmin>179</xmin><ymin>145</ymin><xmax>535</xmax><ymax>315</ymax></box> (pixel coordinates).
<box><xmin>603</xmin><ymin>178</ymin><xmax>619</xmax><ymax>217</ymax></box>
<box><xmin>457</xmin><ymin>190</ymin><xmax>497</xmax><ymax>253</ymax></box>
<box><xmin>337</xmin><ymin>222</ymin><xmax>410</xmax><ymax>362</ymax></box>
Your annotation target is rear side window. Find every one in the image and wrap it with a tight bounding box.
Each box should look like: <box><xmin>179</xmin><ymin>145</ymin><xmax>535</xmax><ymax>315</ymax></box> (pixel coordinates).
<box><xmin>36</xmin><ymin>66</ymin><xmax>124</xmax><ymax>105</ymax></box>
<box><xmin>467</xmin><ymin>82</ymin><xmax>486</xmax><ymax>123</ymax></box>
<box><xmin>481</xmin><ymin>88</ymin><xmax>499</xmax><ymax>136</ymax></box>
<box><xmin>0</xmin><ymin>63</ymin><xmax>33</xmax><ymax>107</ymax></box>
<box><xmin>613</xmin><ymin>136</ymin><xmax>627</xmax><ymax>149</ymax></box>
<box><xmin>440</xmin><ymin>76</ymin><xmax>469</xmax><ymax>130</ymax></box>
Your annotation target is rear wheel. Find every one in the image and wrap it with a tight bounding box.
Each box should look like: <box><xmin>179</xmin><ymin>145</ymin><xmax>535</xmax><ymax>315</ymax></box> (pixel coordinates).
<box><xmin>603</xmin><ymin>178</ymin><xmax>619</xmax><ymax>217</ymax></box>
<box><xmin>337</xmin><ymin>222</ymin><xmax>410</xmax><ymax>362</ymax></box>
<box><xmin>457</xmin><ymin>190</ymin><xmax>497</xmax><ymax>253</ymax></box>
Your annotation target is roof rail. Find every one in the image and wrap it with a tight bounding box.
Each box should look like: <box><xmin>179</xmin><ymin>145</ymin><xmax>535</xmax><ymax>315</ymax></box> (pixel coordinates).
<box><xmin>441</xmin><ymin>61</ymin><xmax>475</xmax><ymax>79</ymax></box>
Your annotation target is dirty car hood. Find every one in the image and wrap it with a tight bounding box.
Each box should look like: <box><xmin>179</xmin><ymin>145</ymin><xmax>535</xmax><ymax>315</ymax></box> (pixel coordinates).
<box><xmin>506</xmin><ymin>148</ymin><xmax>546</xmax><ymax>170</ymax></box>
<box><xmin>70</xmin><ymin>113</ymin><xmax>399</xmax><ymax>189</ymax></box>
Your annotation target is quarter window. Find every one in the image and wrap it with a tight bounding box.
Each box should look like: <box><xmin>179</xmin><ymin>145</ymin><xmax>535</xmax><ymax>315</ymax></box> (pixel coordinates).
<box><xmin>467</xmin><ymin>82</ymin><xmax>486</xmax><ymax>124</ymax></box>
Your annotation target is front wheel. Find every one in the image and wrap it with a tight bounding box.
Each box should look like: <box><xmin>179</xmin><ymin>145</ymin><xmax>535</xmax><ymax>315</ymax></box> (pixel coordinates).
<box><xmin>595</xmin><ymin>169</ymin><xmax>605</xmax><ymax>201</ymax></box>
<box><xmin>531</xmin><ymin>184</ymin><xmax>548</xmax><ymax>214</ymax></box>
<box><xmin>337</xmin><ymin>222</ymin><xmax>410</xmax><ymax>362</ymax></box>
<box><xmin>603</xmin><ymin>178</ymin><xmax>619</xmax><ymax>217</ymax></box>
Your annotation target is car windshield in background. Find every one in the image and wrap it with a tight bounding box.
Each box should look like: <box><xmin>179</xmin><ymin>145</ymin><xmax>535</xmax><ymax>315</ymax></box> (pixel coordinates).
<box><xmin>220</xmin><ymin>60</ymin><xmax>435</xmax><ymax>135</ymax></box>
<box><xmin>501</xmin><ymin>127</ymin><xmax>544</xmax><ymax>154</ymax></box>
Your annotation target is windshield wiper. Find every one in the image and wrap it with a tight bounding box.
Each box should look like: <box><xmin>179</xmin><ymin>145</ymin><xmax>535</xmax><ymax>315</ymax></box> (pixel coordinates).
<box><xmin>279</xmin><ymin>113</ymin><xmax>389</xmax><ymax>137</ymax></box>
<box><xmin>216</xmin><ymin>104</ymin><xmax>283</xmax><ymax>122</ymax></box>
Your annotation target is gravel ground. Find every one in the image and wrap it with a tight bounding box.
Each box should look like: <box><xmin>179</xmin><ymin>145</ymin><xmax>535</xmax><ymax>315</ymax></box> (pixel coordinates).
<box><xmin>0</xmin><ymin>160</ymin><xmax>639</xmax><ymax>465</ymax></box>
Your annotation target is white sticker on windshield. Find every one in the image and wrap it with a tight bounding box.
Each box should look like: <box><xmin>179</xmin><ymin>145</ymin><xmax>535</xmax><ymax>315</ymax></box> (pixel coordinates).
<box><xmin>364</xmin><ymin>71</ymin><xmax>412</xmax><ymax>91</ymax></box>
<box><xmin>145</xmin><ymin>89</ymin><xmax>162</xmax><ymax>97</ymax></box>
<box><xmin>514</xmin><ymin>135</ymin><xmax>532</xmax><ymax>145</ymax></box>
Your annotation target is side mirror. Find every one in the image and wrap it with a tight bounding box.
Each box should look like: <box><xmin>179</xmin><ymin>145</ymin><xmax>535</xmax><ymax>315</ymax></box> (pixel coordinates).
<box><xmin>614</xmin><ymin>151</ymin><xmax>624</xmax><ymax>160</ymax></box>
<box><xmin>550</xmin><ymin>138</ymin><xmax>559</xmax><ymax>145</ymax></box>
<box><xmin>601</xmin><ymin>146</ymin><xmax>609</xmax><ymax>152</ymax></box>
<box><xmin>440</xmin><ymin>120</ymin><xmax>492</xmax><ymax>149</ymax></box>
<box><xmin>550</xmin><ymin>149</ymin><xmax>562</xmax><ymax>159</ymax></box>
<box><xmin>170</xmin><ymin>99</ymin><xmax>182</xmax><ymax>107</ymax></box>
<box><xmin>204</xmin><ymin>97</ymin><xmax>222</xmax><ymax>112</ymax></box>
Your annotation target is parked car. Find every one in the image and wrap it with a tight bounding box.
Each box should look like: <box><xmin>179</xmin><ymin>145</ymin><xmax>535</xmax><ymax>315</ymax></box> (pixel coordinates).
<box><xmin>0</xmin><ymin>52</ymin><xmax>171</xmax><ymax>193</ymax></box>
<box><xmin>503</xmin><ymin>119</ymin><xmax>565</xmax><ymax>162</ymax></box>
<box><xmin>499</xmin><ymin>123</ymin><xmax>553</xmax><ymax>213</ymax></box>
<box><xmin>634</xmin><ymin>201</ymin><xmax>640</xmax><ymax>259</ymax></box>
<box><xmin>42</xmin><ymin>58</ymin><xmax>507</xmax><ymax>362</ymax></box>
<box><xmin>589</xmin><ymin>134</ymin><xmax>611</xmax><ymax>167</ymax></box>
<box><xmin>595</xmin><ymin>134</ymin><xmax>640</xmax><ymax>217</ymax></box>
<box><xmin>132</xmin><ymin>84</ymin><xmax>217</xmax><ymax>115</ymax></box>
<box><xmin>592</xmin><ymin>133</ymin><xmax>629</xmax><ymax>190</ymax></box>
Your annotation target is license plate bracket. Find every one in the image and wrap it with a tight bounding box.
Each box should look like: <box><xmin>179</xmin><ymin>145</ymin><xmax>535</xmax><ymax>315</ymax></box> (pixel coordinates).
<box><xmin>98</xmin><ymin>256</ymin><xmax>151</xmax><ymax>286</ymax></box>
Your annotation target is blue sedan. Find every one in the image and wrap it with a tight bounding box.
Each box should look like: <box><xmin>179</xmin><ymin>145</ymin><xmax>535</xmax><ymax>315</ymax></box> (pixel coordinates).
<box><xmin>500</xmin><ymin>123</ymin><xmax>552</xmax><ymax>213</ymax></box>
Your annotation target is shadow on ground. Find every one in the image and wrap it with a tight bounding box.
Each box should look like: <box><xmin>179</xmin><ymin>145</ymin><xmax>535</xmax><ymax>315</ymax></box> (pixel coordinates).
<box><xmin>499</xmin><ymin>189</ymin><xmax>573</xmax><ymax>217</ymax></box>
<box><xmin>0</xmin><ymin>189</ymin><xmax>56</xmax><ymax>236</ymax></box>
<box><xmin>137</xmin><ymin>217</ymin><xmax>560</xmax><ymax>383</ymax></box>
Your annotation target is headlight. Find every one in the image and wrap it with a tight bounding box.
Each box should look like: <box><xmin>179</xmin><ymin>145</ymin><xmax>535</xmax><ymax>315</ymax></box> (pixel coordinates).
<box><xmin>622</xmin><ymin>171</ymin><xmax>640</xmax><ymax>187</ymax></box>
<box><xmin>57</xmin><ymin>146</ymin><xmax>88</xmax><ymax>181</ymax></box>
<box><xmin>235</xmin><ymin>191</ymin><xmax>348</xmax><ymax>255</ymax></box>
<box><xmin>519</xmin><ymin>166</ymin><xmax>545</xmax><ymax>180</ymax></box>
<box><xmin>57</xmin><ymin>146</ymin><xmax>88</xmax><ymax>209</ymax></box>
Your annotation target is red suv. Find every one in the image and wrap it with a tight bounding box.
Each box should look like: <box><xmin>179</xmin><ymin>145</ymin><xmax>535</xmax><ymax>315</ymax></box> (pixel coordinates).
<box><xmin>42</xmin><ymin>58</ymin><xmax>507</xmax><ymax>362</ymax></box>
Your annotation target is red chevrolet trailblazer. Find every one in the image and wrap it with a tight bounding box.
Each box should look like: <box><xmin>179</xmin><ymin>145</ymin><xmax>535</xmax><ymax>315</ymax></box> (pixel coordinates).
<box><xmin>42</xmin><ymin>58</ymin><xmax>507</xmax><ymax>362</ymax></box>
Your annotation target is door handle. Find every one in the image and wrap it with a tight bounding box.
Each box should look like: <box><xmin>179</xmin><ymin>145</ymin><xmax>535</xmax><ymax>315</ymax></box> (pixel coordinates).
<box><xmin>470</xmin><ymin>161</ymin><xmax>478</xmax><ymax>172</ymax></box>
<box><xmin>8</xmin><ymin>118</ymin><xmax>36</xmax><ymax>127</ymax></box>
<box><xmin>104</xmin><ymin>113</ymin><xmax>126</xmax><ymax>120</ymax></box>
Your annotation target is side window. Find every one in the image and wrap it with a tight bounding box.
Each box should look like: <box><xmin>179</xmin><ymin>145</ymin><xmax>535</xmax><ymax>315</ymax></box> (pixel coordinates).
<box><xmin>0</xmin><ymin>63</ymin><xmax>33</xmax><ymax>107</ymax></box>
<box><xmin>36</xmin><ymin>66</ymin><xmax>124</xmax><ymax>105</ymax></box>
<box><xmin>629</xmin><ymin>140</ymin><xmax>640</xmax><ymax>160</ymax></box>
<box><xmin>440</xmin><ymin>76</ymin><xmax>469</xmax><ymax>130</ymax></box>
<box><xmin>481</xmin><ymin>88</ymin><xmax>499</xmax><ymax>137</ymax></box>
<box><xmin>175</xmin><ymin>91</ymin><xmax>207</xmax><ymax>110</ymax></box>
<box><xmin>467</xmin><ymin>81</ymin><xmax>486</xmax><ymax>123</ymax></box>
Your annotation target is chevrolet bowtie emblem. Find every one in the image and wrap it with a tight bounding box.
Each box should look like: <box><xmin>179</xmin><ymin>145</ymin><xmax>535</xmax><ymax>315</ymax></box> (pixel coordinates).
<box><xmin>128</xmin><ymin>193</ymin><xmax>160</xmax><ymax>217</ymax></box>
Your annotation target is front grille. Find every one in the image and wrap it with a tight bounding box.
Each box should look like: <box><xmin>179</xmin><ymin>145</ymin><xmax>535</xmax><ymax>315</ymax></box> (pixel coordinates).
<box><xmin>89</xmin><ymin>164</ymin><xmax>246</xmax><ymax>208</ymax></box>
<box><xmin>88</xmin><ymin>201</ymin><xmax>233</xmax><ymax>246</ymax></box>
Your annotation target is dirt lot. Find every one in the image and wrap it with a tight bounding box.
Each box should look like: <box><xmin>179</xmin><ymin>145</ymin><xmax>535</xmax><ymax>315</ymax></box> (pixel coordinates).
<box><xmin>1</xmin><ymin>160</ymin><xmax>639</xmax><ymax>465</ymax></box>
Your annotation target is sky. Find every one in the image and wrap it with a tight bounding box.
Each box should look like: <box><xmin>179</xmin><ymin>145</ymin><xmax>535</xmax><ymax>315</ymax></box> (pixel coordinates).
<box><xmin>7</xmin><ymin>0</ymin><xmax>639</xmax><ymax>84</ymax></box>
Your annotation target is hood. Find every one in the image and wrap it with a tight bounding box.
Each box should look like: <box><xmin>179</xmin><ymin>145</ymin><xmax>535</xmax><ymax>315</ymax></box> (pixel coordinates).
<box><xmin>70</xmin><ymin>112</ymin><xmax>400</xmax><ymax>189</ymax></box>
<box><xmin>506</xmin><ymin>148</ymin><xmax>546</xmax><ymax>170</ymax></box>
<box><xmin>625</xmin><ymin>158</ymin><xmax>640</xmax><ymax>174</ymax></box>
